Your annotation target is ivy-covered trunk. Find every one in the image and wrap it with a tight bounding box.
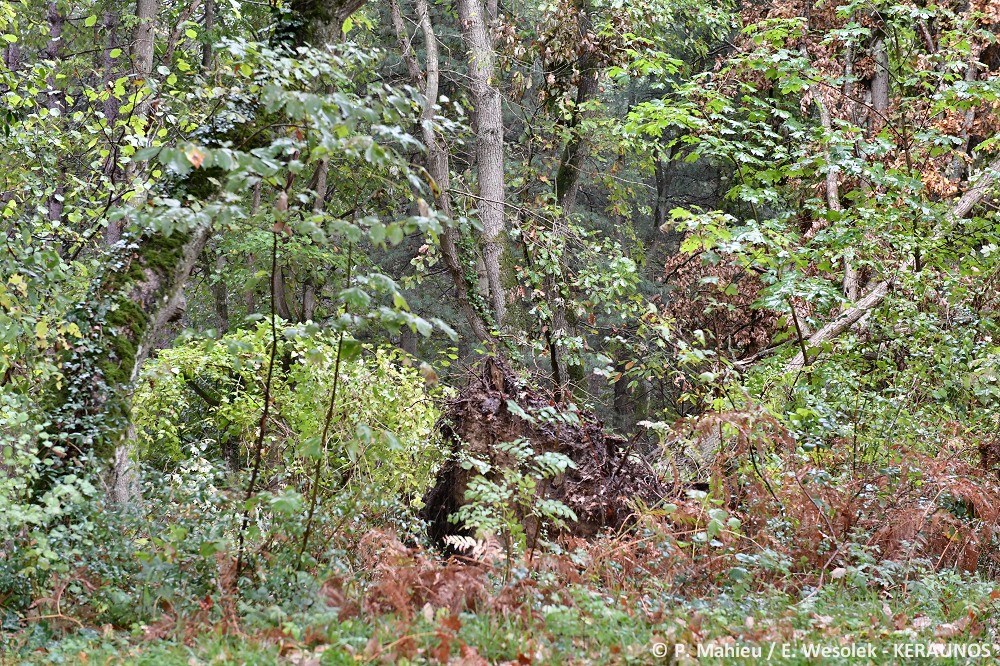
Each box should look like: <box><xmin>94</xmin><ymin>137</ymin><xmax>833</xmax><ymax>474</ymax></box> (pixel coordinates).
<box><xmin>49</xmin><ymin>226</ymin><xmax>212</xmax><ymax>501</ymax></box>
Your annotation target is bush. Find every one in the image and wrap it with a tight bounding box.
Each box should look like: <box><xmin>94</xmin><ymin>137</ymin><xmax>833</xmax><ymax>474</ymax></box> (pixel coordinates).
<box><xmin>131</xmin><ymin>322</ymin><xmax>448</xmax><ymax>503</ymax></box>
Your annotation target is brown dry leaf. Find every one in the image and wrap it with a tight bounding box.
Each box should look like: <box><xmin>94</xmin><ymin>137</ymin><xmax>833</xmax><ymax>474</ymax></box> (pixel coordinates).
<box><xmin>393</xmin><ymin>635</ymin><xmax>418</xmax><ymax>662</ymax></box>
<box><xmin>912</xmin><ymin>616</ymin><xmax>933</xmax><ymax>630</ymax></box>
<box><xmin>934</xmin><ymin>616</ymin><xmax>969</xmax><ymax>639</ymax></box>
<box><xmin>186</xmin><ymin>147</ymin><xmax>205</xmax><ymax>168</ymax></box>
<box><xmin>430</xmin><ymin>632</ymin><xmax>451</xmax><ymax>664</ymax></box>
<box><xmin>893</xmin><ymin>613</ymin><xmax>908</xmax><ymax>630</ymax></box>
<box><xmin>813</xmin><ymin>614</ymin><xmax>834</xmax><ymax>628</ymax></box>
<box><xmin>456</xmin><ymin>643</ymin><xmax>489</xmax><ymax>666</ymax></box>
<box><xmin>364</xmin><ymin>635</ymin><xmax>381</xmax><ymax>659</ymax></box>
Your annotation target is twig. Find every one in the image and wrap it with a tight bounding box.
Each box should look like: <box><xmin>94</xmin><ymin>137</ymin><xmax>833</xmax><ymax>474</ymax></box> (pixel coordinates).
<box><xmin>297</xmin><ymin>242</ymin><xmax>352</xmax><ymax>569</ymax></box>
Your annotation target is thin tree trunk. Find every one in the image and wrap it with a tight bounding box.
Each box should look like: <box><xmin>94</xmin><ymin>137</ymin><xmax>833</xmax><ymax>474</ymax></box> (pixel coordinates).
<box><xmin>110</xmin><ymin>0</ymin><xmax>160</xmax><ymax>244</ymax></box>
<box><xmin>102</xmin><ymin>10</ymin><xmax>122</xmax><ymax>162</ymax></box>
<box><xmin>201</xmin><ymin>0</ymin><xmax>214</xmax><ymax>69</ymax></box>
<box><xmin>457</xmin><ymin>0</ymin><xmax>508</xmax><ymax>329</ymax></box>
<box><xmin>870</xmin><ymin>37</ymin><xmax>889</xmax><ymax>134</ymax></box>
<box><xmin>244</xmin><ymin>181</ymin><xmax>262</xmax><ymax>315</ymax></box>
<box><xmin>163</xmin><ymin>0</ymin><xmax>204</xmax><ymax>66</ymax></box>
<box><xmin>302</xmin><ymin>280</ymin><xmax>317</xmax><ymax>322</ymax></box>
<box><xmin>111</xmin><ymin>422</ymin><xmax>140</xmax><ymax>505</ymax></box>
<box><xmin>950</xmin><ymin>45</ymin><xmax>981</xmax><ymax>183</ymax></box>
<box><xmin>44</xmin><ymin>2</ymin><xmax>65</xmax><ymax>112</ymax></box>
<box><xmin>818</xmin><ymin>98</ymin><xmax>857</xmax><ymax>301</ymax></box>
<box><xmin>45</xmin><ymin>4</ymin><xmax>65</xmax><ymax>226</ymax></box>
<box><xmin>273</xmin><ymin>267</ymin><xmax>294</xmax><ymax>321</ymax></box>
<box><xmin>391</xmin><ymin>0</ymin><xmax>492</xmax><ymax>343</ymax></box>
<box><xmin>214</xmin><ymin>253</ymin><xmax>229</xmax><ymax>334</ymax></box>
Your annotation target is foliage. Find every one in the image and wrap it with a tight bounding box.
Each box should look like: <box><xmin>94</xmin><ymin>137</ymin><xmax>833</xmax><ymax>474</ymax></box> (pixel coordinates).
<box><xmin>451</xmin><ymin>434</ymin><xmax>577</xmax><ymax>564</ymax></box>
<box><xmin>3</xmin><ymin>0</ymin><xmax>1000</xmax><ymax>660</ymax></box>
<box><xmin>132</xmin><ymin>325</ymin><xmax>446</xmax><ymax>502</ymax></box>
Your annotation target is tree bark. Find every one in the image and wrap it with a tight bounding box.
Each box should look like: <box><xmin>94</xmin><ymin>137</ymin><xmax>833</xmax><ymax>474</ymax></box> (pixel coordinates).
<box><xmin>284</xmin><ymin>0</ymin><xmax>367</xmax><ymax>46</ymax></box>
<box><xmin>244</xmin><ymin>182</ymin><xmax>262</xmax><ymax>315</ymax></box>
<box><xmin>213</xmin><ymin>252</ymin><xmax>229</xmax><ymax>334</ymax></box>
<box><xmin>950</xmin><ymin>45</ymin><xmax>981</xmax><ymax>183</ymax></box>
<box><xmin>870</xmin><ymin>37</ymin><xmax>889</xmax><ymax>135</ymax></box>
<box><xmin>109</xmin><ymin>0</ymin><xmax>160</xmax><ymax>244</ymax></box>
<box><xmin>45</xmin><ymin>3</ymin><xmax>65</xmax><ymax>225</ymax></box>
<box><xmin>818</xmin><ymin>98</ymin><xmax>858</xmax><ymax>301</ymax></box>
<box><xmin>201</xmin><ymin>0</ymin><xmax>214</xmax><ymax>69</ymax></box>
<box><xmin>105</xmin><ymin>225</ymin><xmax>213</xmax><ymax>504</ymax></box>
<box><xmin>457</xmin><ymin>0</ymin><xmax>508</xmax><ymax>329</ymax></box>
<box><xmin>273</xmin><ymin>266</ymin><xmax>294</xmax><ymax>321</ymax></box>
<box><xmin>391</xmin><ymin>0</ymin><xmax>493</xmax><ymax>344</ymax></box>
<box><xmin>101</xmin><ymin>10</ymin><xmax>122</xmax><ymax>151</ymax></box>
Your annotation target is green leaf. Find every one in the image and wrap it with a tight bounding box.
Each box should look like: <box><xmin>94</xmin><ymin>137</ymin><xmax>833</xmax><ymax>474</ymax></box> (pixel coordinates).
<box><xmin>339</xmin><ymin>338</ymin><xmax>362</xmax><ymax>363</ymax></box>
<box><xmin>85</xmin><ymin>15</ymin><xmax>97</xmax><ymax>27</ymax></box>
<box><xmin>199</xmin><ymin>540</ymin><xmax>222</xmax><ymax>557</ymax></box>
<box><xmin>339</xmin><ymin>287</ymin><xmax>370</xmax><ymax>309</ymax></box>
<box><xmin>301</xmin><ymin>436</ymin><xmax>323</xmax><ymax>459</ymax></box>
<box><xmin>355</xmin><ymin>423</ymin><xmax>373</xmax><ymax>444</ymax></box>
<box><xmin>269</xmin><ymin>490</ymin><xmax>302</xmax><ymax>515</ymax></box>
<box><xmin>133</xmin><ymin>146</ymin><xmax>162</xmax><ymax>161</ymax></box>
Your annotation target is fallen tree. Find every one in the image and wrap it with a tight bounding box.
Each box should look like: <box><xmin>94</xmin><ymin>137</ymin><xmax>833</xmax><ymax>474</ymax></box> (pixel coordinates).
<box><xmin>785</xmin><ymin>153</ymin><xmax>1000</xmax><ymax>372</ymax></box>
<box><xmin>422</xmin><ymin>358</ymin><xmax>669</xmax><ymax>542</ymax></box>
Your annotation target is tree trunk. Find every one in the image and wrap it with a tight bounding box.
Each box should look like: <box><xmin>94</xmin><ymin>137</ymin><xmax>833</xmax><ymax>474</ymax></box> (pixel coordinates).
<box><xmin>109</xmin><ymin>0</ymin><xmax>160</xmax><ymax>244</ymax></box>
<box><xmin>45</xmin><ymin>3</ymin><xmax>65</xmax><ymax>226</ymax></box>
<box><xmin>653</xmin><ymin>146</ymin><xmax>675</xmax><ymax>232</ymax></box>
<box><xmin>391</xmin><ymin>0</ymin><xmax>493</xmax><ymax>344</ymax></box>
<box><xmin>302</xmin><ymin>280</ymin><xmax>317</xmax><ymax>322</ymax></box>
<box><xmin>201</xmin><ymin>0</ymin><xmax>214</xmax><ymax>69</ymax></box>
<box><xmin>244</xmin><ymin>182</ymin><xmax>262</xmax><ymax>315</ymax></box>
<box><xmin>870</xmin><ymin>37</ymin><xmax>889</xmax><ymax>134</ymax></box>
<box><xmin>284</xmin><ymin>0</ymin><xmax>367</xmax><ymax>46</ymax></box>
<box><xmin>213</xmin><ymin>252</ymin><xmax>229</xmax><ymax>334</ymax></box>
<box><xmin>101</xmin><ymin>10</ymin><xmax>122</xmax><ymax>162</ymax></box>
<box><xmin>950</xmin><ymin>45</ymin><xmax>981</xmax><ymax>183</ymax></box>
<box><xmin>818</xmin><ymin>98</ymin><xmax>857</xmax><ymax>301</ymax></box>
<box><xmin>457</xmin><ymin>0</ymin><xmax>508</xmax><ymax>329</ymax></box>
<box><xmin>102</xmin><ymin>226</ymin><xmax>213</xmax><ymax>504</ymax></box>
<box><xmin>273</xmin><ymin>266</ymin><xmax>294</xmax><ymax>321</ymax></box>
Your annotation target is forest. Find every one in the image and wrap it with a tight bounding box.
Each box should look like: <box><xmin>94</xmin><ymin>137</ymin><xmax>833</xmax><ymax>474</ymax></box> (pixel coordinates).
<box><xmin>1</xmin><ymin>0</ymin><xmax>1000</xmax><ymax>662</ymax></box>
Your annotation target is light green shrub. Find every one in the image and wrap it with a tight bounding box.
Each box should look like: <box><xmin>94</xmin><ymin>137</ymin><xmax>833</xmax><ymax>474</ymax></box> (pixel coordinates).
<box><xmin>131</xmin><ymin>322</ymin><xmax>448</xmax><ymax>502</ymax></box>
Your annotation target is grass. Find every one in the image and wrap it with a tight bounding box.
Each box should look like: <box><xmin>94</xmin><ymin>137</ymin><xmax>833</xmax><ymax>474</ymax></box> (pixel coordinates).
<box><xmin>5</xmin><ymin>566</ymin><xmax>997</xmax><ymax>665</ymax></box>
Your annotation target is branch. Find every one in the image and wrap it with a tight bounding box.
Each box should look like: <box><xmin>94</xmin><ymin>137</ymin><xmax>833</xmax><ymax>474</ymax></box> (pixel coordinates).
<box><xmin>162</xmin><ymin>0</ymin><xmax>204</xmax><ymax>67</ymax></box>
<box><xmin>783</xmin><ymin>152</ymin><xmax>1000</xmax><ymax>372</ymax></box>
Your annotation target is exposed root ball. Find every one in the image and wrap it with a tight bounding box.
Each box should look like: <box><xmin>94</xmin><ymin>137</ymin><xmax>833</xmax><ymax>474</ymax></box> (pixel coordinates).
<box><xmin>423</xmin><ymin>358</ymin><xmax>669</xmax><ymax>542</ymax></box>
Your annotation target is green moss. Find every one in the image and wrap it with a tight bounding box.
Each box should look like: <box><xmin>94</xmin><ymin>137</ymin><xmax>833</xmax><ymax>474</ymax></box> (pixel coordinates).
<box><xmin>141</xmin><ymin>231</ymin><xmax>190</xmax><ymax>276</ymax></box>
<box><xmin>96</xmin><ymin>232</ymin><xmax>189</xmax><ymax>388</ymax></box>
<box><xmin>101</xmin><ymin>301</ymin><xmax>147</xmax><ymax>384</ymax></box>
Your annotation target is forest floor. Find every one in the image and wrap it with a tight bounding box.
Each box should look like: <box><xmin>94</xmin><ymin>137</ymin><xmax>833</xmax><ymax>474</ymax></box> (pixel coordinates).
<box><xmin>4</xmin><ymin>543</ymin><xmax>998</xmax><ymax>665</ymax></box>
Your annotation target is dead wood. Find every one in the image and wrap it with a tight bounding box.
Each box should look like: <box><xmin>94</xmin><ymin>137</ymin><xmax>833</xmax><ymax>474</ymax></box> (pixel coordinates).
<box><xmin>422</xmin><ymin>358</ymin><xmax>669</xmax><ymax>542</ymax></box>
